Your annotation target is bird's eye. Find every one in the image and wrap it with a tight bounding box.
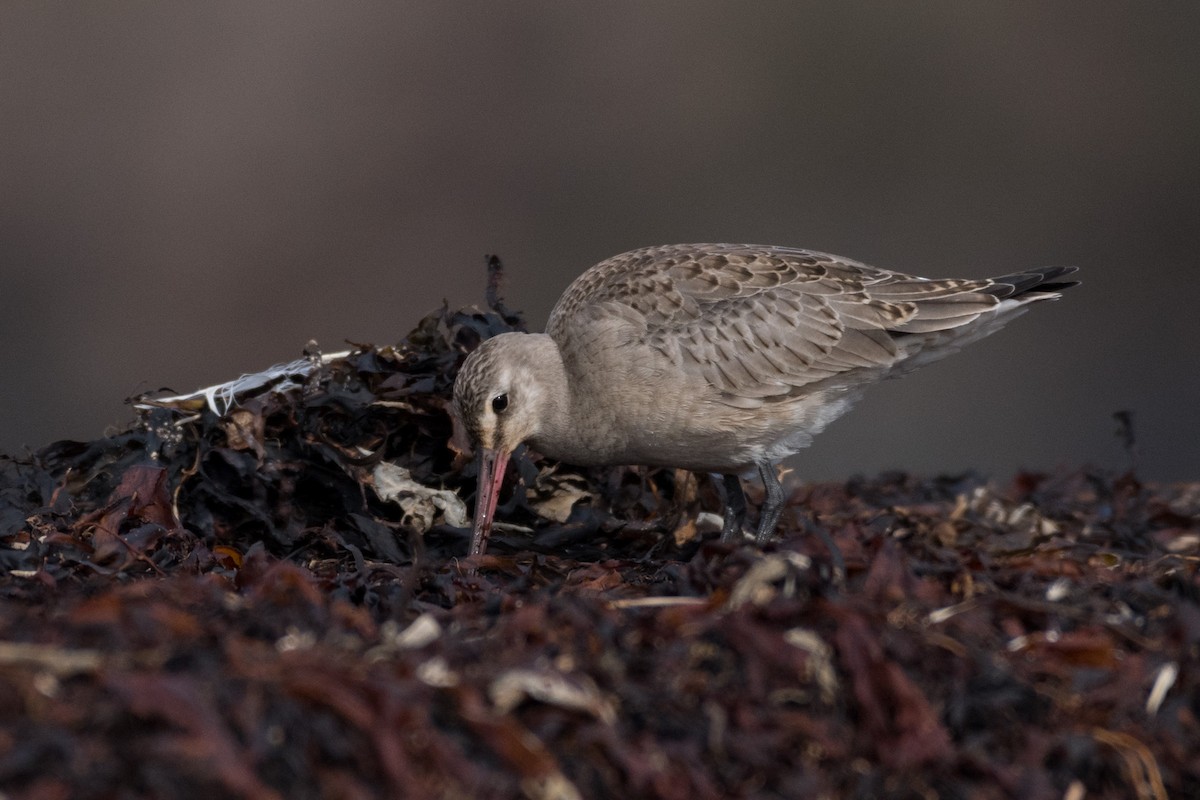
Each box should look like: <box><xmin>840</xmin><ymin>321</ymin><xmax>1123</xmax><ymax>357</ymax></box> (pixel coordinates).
<box><xmin>491</xmin><ymin>393</ymin><xmax>509</xmax><ymax>414</ymax></box>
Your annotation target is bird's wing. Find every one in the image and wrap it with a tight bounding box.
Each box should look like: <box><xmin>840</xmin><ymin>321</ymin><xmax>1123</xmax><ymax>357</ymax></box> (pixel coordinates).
<box><xmin>547</xmin><ymin>244</ymin><xmax>1006</xmax><ymax>404</ymax></box>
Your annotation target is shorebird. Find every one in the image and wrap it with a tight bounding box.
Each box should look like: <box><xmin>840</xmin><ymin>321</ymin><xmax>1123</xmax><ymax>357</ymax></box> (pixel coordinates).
<box><xmin>453</xmin><ymin>244</ymin><xmax>1077</xmax><ymax>557</ymax></box>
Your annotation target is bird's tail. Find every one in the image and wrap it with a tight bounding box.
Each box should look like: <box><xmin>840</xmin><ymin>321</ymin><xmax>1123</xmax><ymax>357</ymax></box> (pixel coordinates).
<box><xmin>981</xmin><ymin>266</ymin><xmax>1080</xmax><ymax>301</ymax></box>
<box><xmin>887</xmin><ymin>265</ymin><xmax>1079</xmax><ymax>373</ymax></box>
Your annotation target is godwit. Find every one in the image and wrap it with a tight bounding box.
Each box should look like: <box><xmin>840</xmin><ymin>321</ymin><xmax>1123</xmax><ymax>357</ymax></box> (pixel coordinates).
<box><xmin>453</xmin><ymin>244</ymin><xmax>1077</xmax><ymax>557</ymax></box>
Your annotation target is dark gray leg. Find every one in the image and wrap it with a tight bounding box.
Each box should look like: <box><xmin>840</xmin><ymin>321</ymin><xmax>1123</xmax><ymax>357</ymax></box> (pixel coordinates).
<box><xmin>719</xmin><ymin>473</ymin><xmax>747</xmax><ymax>542</ymax></box>
<box><xmin>755</xmin><ymin>462</ymin><xmax>786</xmax><ymax>543</ymax></box>
<box><xmin>756</xmin><ymin>461</ymin><xmax>845</xmax><ymax>578</ymax></box>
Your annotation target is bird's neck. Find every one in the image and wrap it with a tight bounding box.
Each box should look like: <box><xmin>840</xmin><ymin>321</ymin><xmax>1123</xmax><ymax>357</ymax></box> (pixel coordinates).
<box><xmin>522</xmin><ymin>333</ymin><xmax>575</xmax><ymax>455</ymax></box>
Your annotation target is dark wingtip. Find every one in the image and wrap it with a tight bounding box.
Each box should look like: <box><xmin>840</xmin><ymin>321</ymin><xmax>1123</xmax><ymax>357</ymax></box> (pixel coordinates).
<box><xmin>984</xmin><ymin>266</ymin><xmax>1080</xmax><ymax>298</ymax></box>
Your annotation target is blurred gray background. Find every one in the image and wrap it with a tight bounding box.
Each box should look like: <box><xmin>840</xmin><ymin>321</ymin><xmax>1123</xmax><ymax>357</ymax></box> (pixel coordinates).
<box><xmin>2</xmin><ymin>3</ymin><xmax>1197</xmax><ymax>481</ymax></box>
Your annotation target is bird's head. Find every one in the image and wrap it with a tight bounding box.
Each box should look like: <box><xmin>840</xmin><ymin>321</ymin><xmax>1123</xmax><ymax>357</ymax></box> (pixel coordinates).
<box><xmin>452</xmin><ymin>332</ymin><xmax>555</xmax><ymax>555</ymax></box>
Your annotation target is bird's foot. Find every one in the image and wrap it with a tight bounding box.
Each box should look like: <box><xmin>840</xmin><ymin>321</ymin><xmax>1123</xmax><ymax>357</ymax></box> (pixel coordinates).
<box><xmin>718</xmin><ymin>473</ymin><xmax>748</xmax><ymax>542</ymax></box>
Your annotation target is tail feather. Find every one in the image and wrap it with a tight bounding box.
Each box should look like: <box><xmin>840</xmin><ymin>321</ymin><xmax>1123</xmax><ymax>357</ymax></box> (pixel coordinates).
<box><xmin>885</xmin><ymin>265</ymin><xmax>1078</xmax><ymax>373</ymax></box>
<box><xmin>982</xmin><ymin>266</ymin><xmax>1079</xmax><ymax>299</ymax></box>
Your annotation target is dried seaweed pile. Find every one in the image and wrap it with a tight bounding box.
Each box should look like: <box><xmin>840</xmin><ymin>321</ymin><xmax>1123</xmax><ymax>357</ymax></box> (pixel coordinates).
<box><xmin>0</xmin><ymin>286</ymin><xmax>1198</xmax><ymax>799</ymax></box>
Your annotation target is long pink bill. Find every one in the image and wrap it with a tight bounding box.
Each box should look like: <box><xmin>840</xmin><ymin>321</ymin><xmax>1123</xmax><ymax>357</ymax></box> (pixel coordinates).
<box><xmin>469</xmin><ymin>447</ymin><xmax>509</xmax><ymax>556</ymax></box>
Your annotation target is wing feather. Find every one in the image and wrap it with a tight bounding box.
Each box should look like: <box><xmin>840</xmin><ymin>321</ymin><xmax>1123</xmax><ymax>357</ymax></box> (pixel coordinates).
<box><xmin>546</xmin><ymin>244</ymin><xmax>1051</xmax><ymax>405</ymax></box>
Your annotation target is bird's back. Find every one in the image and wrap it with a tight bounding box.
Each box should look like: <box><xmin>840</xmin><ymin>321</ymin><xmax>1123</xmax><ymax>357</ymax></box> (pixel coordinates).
<box><xmin>547</xmin><ymin>244</ymin><xmax>1076</xmax><ymax>410</ymax></box>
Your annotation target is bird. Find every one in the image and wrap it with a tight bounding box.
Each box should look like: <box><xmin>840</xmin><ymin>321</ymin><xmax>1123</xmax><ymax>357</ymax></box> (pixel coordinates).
<box><xmin>452</xmin><ymin>243</ymin><xmax>1077</xmax><ymax>558</ymax></box>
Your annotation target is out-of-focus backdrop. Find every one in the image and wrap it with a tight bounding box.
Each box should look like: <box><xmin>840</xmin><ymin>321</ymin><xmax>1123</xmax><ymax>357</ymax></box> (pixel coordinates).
<box><xmin>2</xmin><ymin>3</ymin><xmax>1197</xmax><ymax>481</ymax></box>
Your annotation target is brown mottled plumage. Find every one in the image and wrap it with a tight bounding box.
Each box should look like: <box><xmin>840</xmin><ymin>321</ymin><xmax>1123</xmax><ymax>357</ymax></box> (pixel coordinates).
<box><xmin>453</xmin><ymin>244</ymin><xmax>1078</xmax><ymax>557</ymax></box>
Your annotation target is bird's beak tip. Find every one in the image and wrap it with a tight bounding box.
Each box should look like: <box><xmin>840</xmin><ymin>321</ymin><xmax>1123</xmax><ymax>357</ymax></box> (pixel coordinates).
<box><xmin>469</xmin><ymin>447</ymin><xmax>510</xmax><ymax>556</ymax></box>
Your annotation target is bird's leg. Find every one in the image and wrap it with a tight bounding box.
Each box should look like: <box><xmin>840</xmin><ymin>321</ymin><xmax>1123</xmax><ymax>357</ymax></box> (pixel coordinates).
<box><xmin>754</xmin><ymin>462</ymin><xmax>786</xmax><ymax>543</ymax></box>
<box><xmin>756</xmin><ymin>462</ymin><xmax>846</xmax><ymax>579</ymax></box>
<box><xmin>719</xmin><ymin>473</ymin><xmax>747</xmax><ymax>542</ymax></box>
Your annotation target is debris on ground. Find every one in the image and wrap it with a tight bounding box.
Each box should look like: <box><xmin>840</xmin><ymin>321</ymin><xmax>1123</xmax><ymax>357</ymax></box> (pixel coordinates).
<box><xmin>0</xmin><ymin>267</ymin><xmax>1196</xmax><ymax>799</ymax></box>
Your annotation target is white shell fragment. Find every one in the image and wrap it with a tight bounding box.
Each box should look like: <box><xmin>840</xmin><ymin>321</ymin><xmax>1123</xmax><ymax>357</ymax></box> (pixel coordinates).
<box><xmin>372</xmin><ymin>462</ymin><xmax>468</xmax><ymax>531</ymax></box>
